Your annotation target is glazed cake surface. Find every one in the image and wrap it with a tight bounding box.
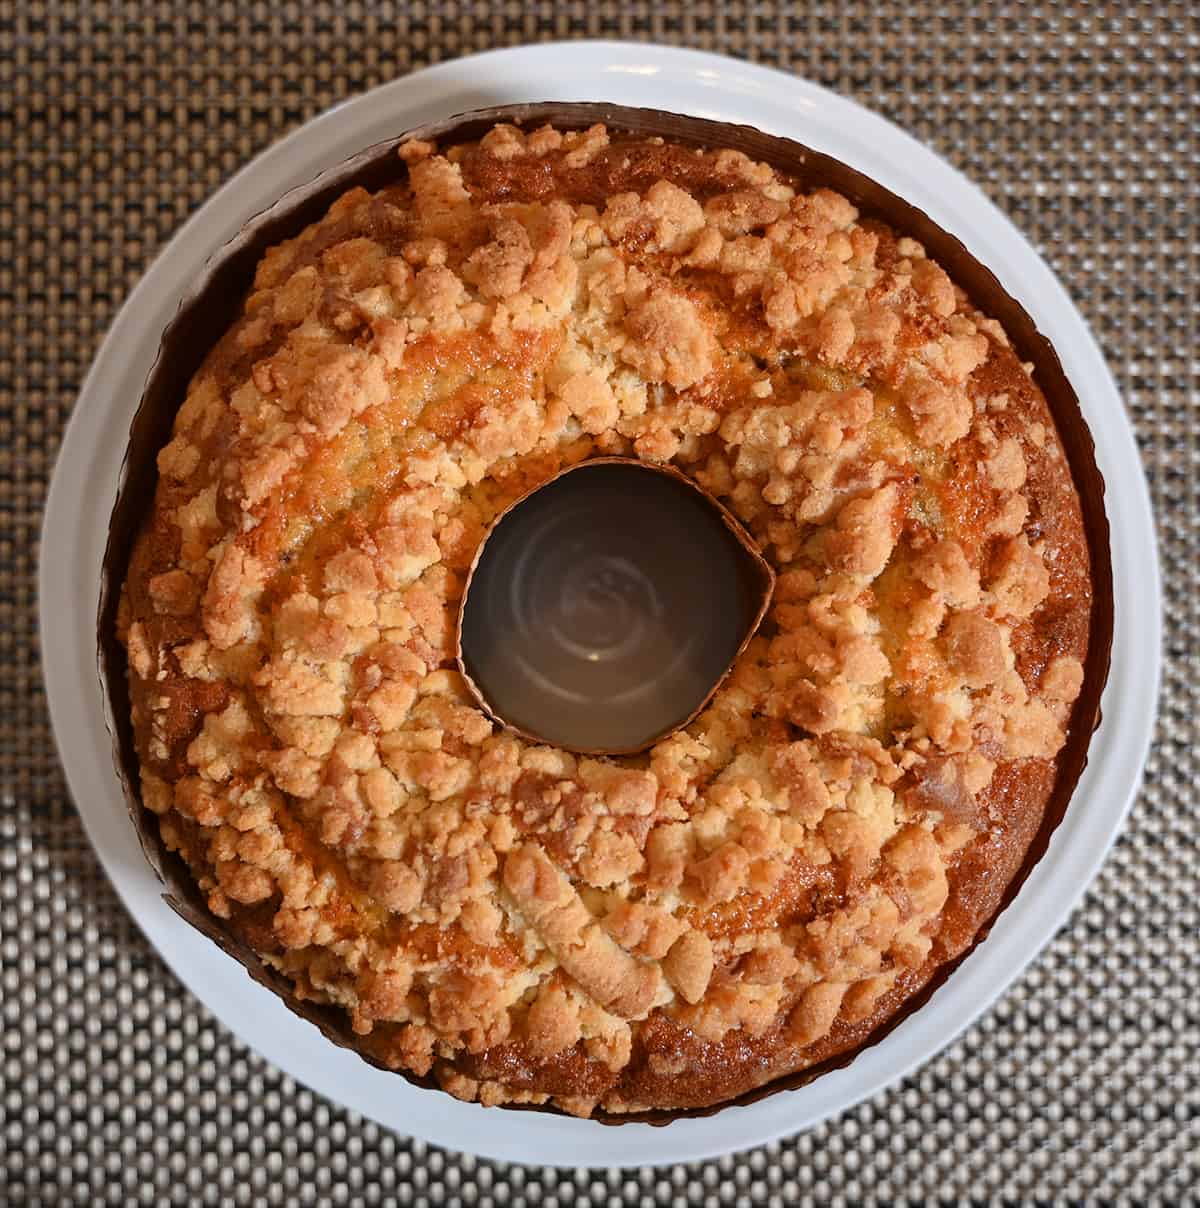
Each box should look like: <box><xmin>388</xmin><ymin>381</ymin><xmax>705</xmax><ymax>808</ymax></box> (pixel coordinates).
<box><xmin>119</xmin><ymin>122</ymin><xmax>1092</xmax><ymax>1117</ymax></box>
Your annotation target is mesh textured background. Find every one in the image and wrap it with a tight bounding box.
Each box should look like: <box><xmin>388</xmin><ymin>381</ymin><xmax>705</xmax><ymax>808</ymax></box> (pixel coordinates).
<box><xmin>2</xmin><ymin>3</ymin><xmax>1197</xmax><ymax>1203</ymax></box>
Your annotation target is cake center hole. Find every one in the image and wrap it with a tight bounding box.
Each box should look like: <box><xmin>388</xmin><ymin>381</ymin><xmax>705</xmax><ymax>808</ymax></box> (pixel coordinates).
<box><xmin>457</xmin><ymin>459</ymin><xmax>773</xmax><ymax>753</ymax></box>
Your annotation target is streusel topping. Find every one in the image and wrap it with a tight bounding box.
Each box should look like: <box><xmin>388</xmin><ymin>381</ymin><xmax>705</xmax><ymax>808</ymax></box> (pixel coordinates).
<box><xmin>120</xmin><ymin>123</ymin><xmax>1091</xmax><ymax>1115</ymax></box>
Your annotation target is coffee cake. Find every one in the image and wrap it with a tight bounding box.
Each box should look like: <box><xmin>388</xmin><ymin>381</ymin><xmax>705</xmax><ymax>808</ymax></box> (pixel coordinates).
<box><xmin>118</xmin><ymin>121</ymin><xmax>1094</xmax><ymax>1116</ymax></box>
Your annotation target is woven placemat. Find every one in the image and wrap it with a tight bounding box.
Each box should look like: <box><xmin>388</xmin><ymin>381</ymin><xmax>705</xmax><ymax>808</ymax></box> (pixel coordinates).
<box><xmin>3</xmin><ymin>3</ymin><xmax>1197</xmax><ymax>1202</ymax></box>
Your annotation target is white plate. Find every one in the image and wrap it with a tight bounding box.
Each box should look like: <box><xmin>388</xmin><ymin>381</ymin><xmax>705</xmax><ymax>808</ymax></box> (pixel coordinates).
<box><xmin>40</xmin><ymin>42</ymin><xmax>1161</xmax><ymax>1167</ymax></box>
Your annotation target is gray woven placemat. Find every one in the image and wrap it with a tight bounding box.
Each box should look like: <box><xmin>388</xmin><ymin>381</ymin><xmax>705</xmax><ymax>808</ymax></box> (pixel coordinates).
<box><xmin>3</xmin><ymin>3</ymin><xmax>1197</xmax><ymax>1203</ymax></box>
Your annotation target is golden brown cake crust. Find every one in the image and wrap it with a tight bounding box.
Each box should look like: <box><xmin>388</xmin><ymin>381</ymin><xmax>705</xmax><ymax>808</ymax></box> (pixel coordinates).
<box><xmin>118</xmin><ymin>123</ymin><xmax>1092</xmax><ymax>1117</ymax></box>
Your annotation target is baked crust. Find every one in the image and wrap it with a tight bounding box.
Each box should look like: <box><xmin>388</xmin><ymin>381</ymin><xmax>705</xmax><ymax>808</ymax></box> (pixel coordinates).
<box><xmin>118</xmin><ymin>123</ymin><xmax>1092</xmax><ymax>1116</ymax></box>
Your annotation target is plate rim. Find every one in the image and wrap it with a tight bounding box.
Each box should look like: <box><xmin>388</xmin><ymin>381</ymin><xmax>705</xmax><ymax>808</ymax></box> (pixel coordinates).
<box><xmin>39</xmin><ymin>39</ymin><xmax>1162</xmax><ymax>1168</ymax></box>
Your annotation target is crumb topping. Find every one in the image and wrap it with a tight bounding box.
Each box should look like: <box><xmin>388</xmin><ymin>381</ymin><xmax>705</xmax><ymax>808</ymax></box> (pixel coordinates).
<box><xmin>121</xmin><ymin>123</ymin><xmax>1092</xmax><ymax>1117</ymax></box>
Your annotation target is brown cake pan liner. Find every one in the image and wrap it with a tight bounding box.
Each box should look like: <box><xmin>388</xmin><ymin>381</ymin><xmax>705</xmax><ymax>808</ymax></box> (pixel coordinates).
<box><xmin>454</xmin><ymin>455</ymin><xmax>777</xmax><ymax>756</ymax></box>
<box><xmin>96</xmin><ymin>103</ymin><xmax>1114</xmax><ymax>1127</ymax></box>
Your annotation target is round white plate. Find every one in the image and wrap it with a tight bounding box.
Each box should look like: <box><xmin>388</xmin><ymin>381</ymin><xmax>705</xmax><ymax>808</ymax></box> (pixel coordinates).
<box><xmin>41</xmin><ymin>42</ymin><xmax>1160</xmax><ymax>1167</ymax></box>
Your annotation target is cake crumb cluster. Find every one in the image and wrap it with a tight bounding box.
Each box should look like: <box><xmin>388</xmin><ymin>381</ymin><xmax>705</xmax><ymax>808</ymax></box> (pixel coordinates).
<box><xmin>120</xmin><ymin>123</ymin><xmax>1091</xmax><ymax>1116</ymax></box>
